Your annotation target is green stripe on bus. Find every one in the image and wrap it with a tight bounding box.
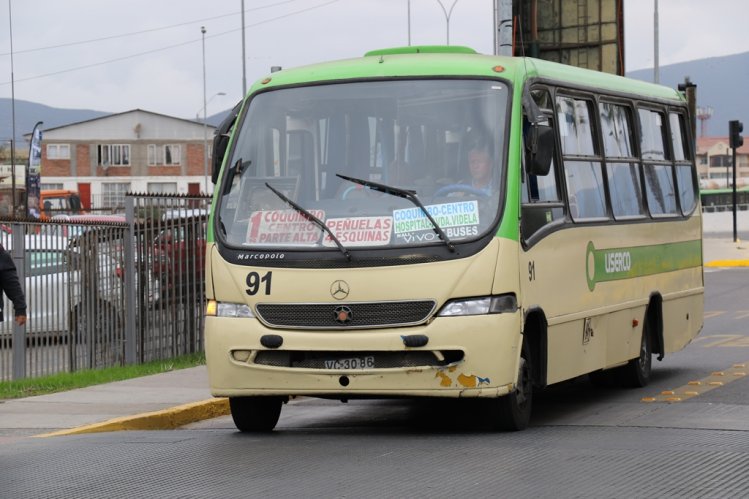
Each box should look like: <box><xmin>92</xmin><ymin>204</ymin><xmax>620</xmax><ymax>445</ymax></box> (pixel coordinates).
<box><xmin>585</xmin><ymin>240</ymin><xmax>702</xmax><ymax>291</ymax></box>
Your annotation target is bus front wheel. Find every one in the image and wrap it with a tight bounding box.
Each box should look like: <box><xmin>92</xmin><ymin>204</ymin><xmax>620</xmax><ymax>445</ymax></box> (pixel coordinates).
<box><xmin>229</xmin><ymin>396</ymin><xmax>284</xmax><ymax>432</ymax></box>
<box><xmin>488</xmin><ymin>339</ymin><xmax>533</xmax><ymax>431</ymax></box>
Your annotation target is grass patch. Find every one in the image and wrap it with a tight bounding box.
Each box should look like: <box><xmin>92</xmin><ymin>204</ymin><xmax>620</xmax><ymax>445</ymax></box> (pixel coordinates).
<box><xmin>0</xmin><ymin>352</ymin><xmax>205</xmax><ymax>400</ymax></box>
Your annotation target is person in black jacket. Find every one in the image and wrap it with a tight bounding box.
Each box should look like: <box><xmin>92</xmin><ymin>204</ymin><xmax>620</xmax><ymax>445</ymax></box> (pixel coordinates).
<box><xmin>0</xmin><ymin>243</ymin><xmax>27</xmax><ymax>326</ymax></box>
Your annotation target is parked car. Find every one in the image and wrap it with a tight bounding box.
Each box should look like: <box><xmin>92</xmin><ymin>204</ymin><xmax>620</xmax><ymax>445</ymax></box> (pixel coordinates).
<box><xmin>0</xmin><ymin>234</ymin><xmax>157</xmax><ymax>338</ymax></box>
<box><xmin>41</xmin><ymin>214</ymin><xmax>126</xmax><ymax>239</ymax></box>
<box><xmin>149</xmin><ymin>211</ymin><xmax>207</xmax><ymax>303</ymax></box>
<box><xmin>0</xmin><ymin>236</ymin><xmax>111</xmax><ymax>336</ymax></box>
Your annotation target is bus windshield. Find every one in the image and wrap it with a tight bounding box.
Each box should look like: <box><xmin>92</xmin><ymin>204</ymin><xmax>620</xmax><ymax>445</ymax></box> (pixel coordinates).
<box><xmin>217</xmin><ymin>79</ymin><xmax>509</xmax><ymax>252</ymax></box>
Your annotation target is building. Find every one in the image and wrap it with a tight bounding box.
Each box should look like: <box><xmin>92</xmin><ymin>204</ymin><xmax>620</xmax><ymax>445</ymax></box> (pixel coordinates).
<box><xmin>696</xmin><ymin>136</ymin><xmax>749</xmax><ymax>189</ymax></box>
<box><xmin>25</xmin><ymin>109</ymin><xmax>217</xmax><ymax>210</ymax></box>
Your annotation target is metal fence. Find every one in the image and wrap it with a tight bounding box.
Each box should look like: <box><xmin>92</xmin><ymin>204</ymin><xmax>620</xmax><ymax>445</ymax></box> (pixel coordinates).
<box><xmin>0</xmin><ymin>193</ymin><xmax>210</xmax><ymax>381</ymax></box>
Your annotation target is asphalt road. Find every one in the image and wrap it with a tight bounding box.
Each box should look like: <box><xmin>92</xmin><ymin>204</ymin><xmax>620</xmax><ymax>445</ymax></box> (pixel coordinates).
<box><xmin>1</xmin><ymin>267</ymin><xmax>748</xmax><ymax>498</ymax></box>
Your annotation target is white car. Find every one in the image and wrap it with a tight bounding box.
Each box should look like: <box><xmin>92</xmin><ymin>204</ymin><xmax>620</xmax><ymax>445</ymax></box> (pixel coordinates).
<box><xmin>0</xmin><ymin>235</ymin><xmax>150</xmax><ymax>336</ymax></box>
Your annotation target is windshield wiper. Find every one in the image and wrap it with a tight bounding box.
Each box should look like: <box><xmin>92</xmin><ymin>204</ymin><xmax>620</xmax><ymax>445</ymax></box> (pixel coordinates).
<box><xmin>264</xmin><ymin>183</ymin><xmax>351</xmax><ymax>261</ymax></box>
<box><xmin>336</xmin><ymin>173</ymin><xmax>455</xmax><ymax>252</ymax></box>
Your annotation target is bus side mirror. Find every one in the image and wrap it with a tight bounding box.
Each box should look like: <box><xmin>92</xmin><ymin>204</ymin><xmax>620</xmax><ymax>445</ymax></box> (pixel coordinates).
<box><xmin>526</xmin><ymin>124</ymin><xmax>554</xmax><ymax>176</ymax></box>
<box><xmin>211</xmin><ymin>100</ymin><xmax>243</xmax><ymax>184</ymax></box>
<box><xmin>211</xmin><ymin>132</ymin><xmax>230</xmax><ymax>184</ymax></box>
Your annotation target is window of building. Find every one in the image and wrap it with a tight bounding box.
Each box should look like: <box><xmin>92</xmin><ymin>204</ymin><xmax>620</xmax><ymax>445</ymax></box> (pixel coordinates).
<box><xmin>40</xmin><ymin>183</ymin><xmax>64</xmax><ymax>190</ymax></box>
<box><xmin>147</xmin><ymin>182</ymin><xmax>178</xmax><ymax>194</ymax></box>
<box><xmin>710</xmin><ymin>155</ymin><xmax>731</xmax><ymax>167</ymax></box>
<box><xmin>46</xmin><ymin>144</ymin><xmax>70</xmax><ymax>160</ymax></box>
<box><xmin>101</xmin><ymin>182</ymin><xmax>130</xmax><ymax>209</ymax></box>
<box><xmin>98</xmin><ymin>144</ymin><xmax>130</xmax><ymax>166</ymax></box>
<box><xmin>148</xmin><ymin>144</ymin><xmax>181</xmax><ymax>166</ymax></box>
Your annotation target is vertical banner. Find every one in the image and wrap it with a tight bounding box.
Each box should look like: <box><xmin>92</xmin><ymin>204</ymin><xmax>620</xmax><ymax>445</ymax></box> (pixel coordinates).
<box><xmin>27</xmin><ymin>121</ymin><xmax>43</xmax><ymax>218</ymax></box>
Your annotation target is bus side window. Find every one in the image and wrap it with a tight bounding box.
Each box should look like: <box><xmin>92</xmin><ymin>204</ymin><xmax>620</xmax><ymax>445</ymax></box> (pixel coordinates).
<box><xmin>521</xmin><ymin>88</ymin><xmax>565</xmax><ymax>242</ymax></box>
<box><xmin>669</xmin><ymin>112</ymin><xmax>698</xmax><ymax>214</ymax></box>
<box><xmin>599</xmin><ymin>102</ymin><xmax>644</xmax><ymax>219</ymax></box>
<box><xmin>639</xmin><ymin>108</ymin><xmax>678</xmax><ymax>216</ymax></box>
<box><xmin>557</xmin><ymin>96</ymin><xmax>607</xmax><ymax>221</ymax></box>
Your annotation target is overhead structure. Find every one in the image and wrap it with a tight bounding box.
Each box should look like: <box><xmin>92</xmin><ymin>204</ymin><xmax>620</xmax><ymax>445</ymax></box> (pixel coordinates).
<box><xmin>507</xmin><ymin>0</ymin><xmax>625</xmax><ymax>75</ymax></box>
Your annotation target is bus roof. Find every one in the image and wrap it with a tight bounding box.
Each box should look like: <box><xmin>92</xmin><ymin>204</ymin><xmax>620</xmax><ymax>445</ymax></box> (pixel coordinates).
<box><xmin>249</xmin><ymin>46</ymin><xmax>684</xmax><ymax>104</ymax></box>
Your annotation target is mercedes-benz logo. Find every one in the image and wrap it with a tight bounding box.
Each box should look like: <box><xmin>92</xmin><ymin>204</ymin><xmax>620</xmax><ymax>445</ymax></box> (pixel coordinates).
<box><xmin>330</xmin><ymin>280</ymin><xmax>350</xmax><ymax>300</ymax></box>
<box><xmin>334</xmin><ymin>305</ymin><xmax>353</xmax><ymax>325</ymax></box>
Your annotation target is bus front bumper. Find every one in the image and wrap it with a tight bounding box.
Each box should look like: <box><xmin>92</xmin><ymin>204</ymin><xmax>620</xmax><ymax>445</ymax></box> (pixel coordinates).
<box><xmin>205</xmin><ymin>313</ymin><xmax>522</xmax><ymax>399</ymax></box>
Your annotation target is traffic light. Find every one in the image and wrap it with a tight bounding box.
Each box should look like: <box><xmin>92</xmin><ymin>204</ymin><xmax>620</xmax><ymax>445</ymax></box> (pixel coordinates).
<box><xmin>729</xmin><ymin>120</ymin><xmax>744</xmax><ymax>149</ymax></box>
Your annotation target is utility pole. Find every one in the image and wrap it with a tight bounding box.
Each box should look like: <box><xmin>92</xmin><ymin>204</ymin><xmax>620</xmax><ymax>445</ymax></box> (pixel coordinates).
<box><xmin>241</xmin><ymin>0</ymin><xmax>247</xmax><ymax>96</ymax></box>
<box><xmin>201</xmin><ymin>26</ymin><xmax>208</xmax><ymax>193</ymax></box>
<box><xmin>435</xmin><ymin>0</ymin><xmax>459</xmax><ymax>45</ymax></box>
<box><xmin>8</xmin><ymin>0</ymin><xmax>18</xmax><ymax>217</ymax></box>
<box><xmin>495</xmin><ymin>0</ymin><xmax>513</xmax><ymax>56</ymax></box>
<box><xmin>407</xmin><ymin>0</ymin><xmax>411</xmax><ymax>46</ymax></box>
<box><xmin>653</xmin><ymin>0</ymin><xmax>660</xmax><ymax>84</ymax></box>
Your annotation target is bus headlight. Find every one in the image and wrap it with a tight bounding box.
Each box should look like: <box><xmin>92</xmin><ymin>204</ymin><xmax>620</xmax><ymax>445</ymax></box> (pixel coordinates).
<box><xmin>207</xmin><ymin>300</ymin><xmax>255</xmax><ymax>318</ymax></box>
<box><xmin>437</xmin><ymin>294</ymin><xmax>518</xmax><ymax>316</ymax></box>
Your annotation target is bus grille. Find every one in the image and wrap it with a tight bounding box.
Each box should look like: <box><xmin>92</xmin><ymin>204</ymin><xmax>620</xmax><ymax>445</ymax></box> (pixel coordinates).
<box><xmin>255</xmin><ymin>301</ymin><xmax>436</xmax><ymax>329</ymax></box>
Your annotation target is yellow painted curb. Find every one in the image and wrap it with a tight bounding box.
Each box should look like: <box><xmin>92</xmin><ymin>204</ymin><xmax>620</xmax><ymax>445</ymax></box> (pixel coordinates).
<box><xmin>705</xmin><ymin>260</ymin><xmax>749</xmax><ymax>267</ymax></box>
<box><xmin>34</xmin><ymin>398</ymin><xmax>230</xmax><ymax>438</ymax></box>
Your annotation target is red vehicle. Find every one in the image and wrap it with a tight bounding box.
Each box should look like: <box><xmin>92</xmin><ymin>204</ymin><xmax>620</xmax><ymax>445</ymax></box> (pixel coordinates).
<box><xmin>150</xmin><ymin>211</ymin><xmax>207</xmax><ymax>302</ymax></box>
<box><xmin>40</xmin><ymin>190</ymin><xmax>85</xmax><ymax>220</ymax></box>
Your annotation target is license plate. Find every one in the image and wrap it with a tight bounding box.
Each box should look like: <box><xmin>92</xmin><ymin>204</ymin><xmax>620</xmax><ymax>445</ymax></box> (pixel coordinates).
<box><xmin>323</xmin><ymin>356</ymin><xmax>375</xmax><ymax>370</ymax></box>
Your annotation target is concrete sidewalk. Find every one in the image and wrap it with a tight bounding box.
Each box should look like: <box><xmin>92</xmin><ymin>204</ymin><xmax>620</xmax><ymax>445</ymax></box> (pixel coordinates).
<box><xmin>0</xmin><ymin>365</ymin><xmax>227</xmax><ymax>440</ymax></box>
<box><xmin>1</xmin><ymin>230</ymin><xmax>748</xmax><ymax>439</ymax></box>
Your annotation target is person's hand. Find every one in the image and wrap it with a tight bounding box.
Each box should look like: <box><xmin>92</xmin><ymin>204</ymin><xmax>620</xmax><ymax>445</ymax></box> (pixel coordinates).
<box><xmin>15</xmin><ymin>315</ymin><xmax>26</xmax><ymax>326</ymax></box>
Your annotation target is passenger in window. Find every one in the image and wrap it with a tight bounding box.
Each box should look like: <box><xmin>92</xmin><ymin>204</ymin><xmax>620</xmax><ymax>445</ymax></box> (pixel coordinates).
<box><xmin>467</xmin><ymin>143</ymin><xmax>492</xmax><ymax>193</ymax></box>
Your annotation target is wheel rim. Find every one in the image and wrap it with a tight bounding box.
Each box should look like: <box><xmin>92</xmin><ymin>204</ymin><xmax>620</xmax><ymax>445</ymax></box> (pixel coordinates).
<box><xmin>638</xmin><ymin>332</ymin><xmax>651</xmax><ymax>377</ymax></box>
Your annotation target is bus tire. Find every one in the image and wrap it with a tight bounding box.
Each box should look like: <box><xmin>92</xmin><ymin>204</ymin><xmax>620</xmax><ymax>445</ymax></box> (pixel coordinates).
<box><xmin>229</xmin><ymin>396</ymin><xmax>284</xmax><ymax>432</ymax></box>
<box><xmin>619</xmin><ymin>318</ymin><xmax>653</xmax><ymax>388</ymax></box>
<box><xmin>491</xmin><ymin>338</ymin><xmax>533</xmax><ymax>431</ymax></box>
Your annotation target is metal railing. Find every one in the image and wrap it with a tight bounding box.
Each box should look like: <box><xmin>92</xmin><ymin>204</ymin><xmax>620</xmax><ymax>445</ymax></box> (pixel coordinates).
<box><xmin>0</xmin><ymin>193</ymin><xmax>211</xmax><ymax>381</ymax></box>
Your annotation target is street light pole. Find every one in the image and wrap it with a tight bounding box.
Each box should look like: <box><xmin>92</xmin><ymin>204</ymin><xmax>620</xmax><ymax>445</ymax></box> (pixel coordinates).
<box><xmin>653</xmin><ymin>0</ymin><xmax>660</xmax><ymax>84</ymax></box>
<box><xmin>435</xmin><ymin>0</ymin><xmax>459</xmax><ymax>45</ymax></box>
<box><xmin>8</xmin><ymin>0</ymin><xmax>18</xmax><ymax>216</ymax></box>
<box><xmin>407</xmin><ymin>0</ymin><xmax>411</xmax><ymax>46</ymax></box>
<box><xmin>201</xmin><ymin>26</ymin><xmax>208</xmax><ymax>194</ymax></box>
<box><xmin>195</xmin><ymin>92</ymin><xmax>226</xmax><ymax>121</ymax></box>
<box><xmin>241</xmin><ymin>0</ymin><xmax>247</xmax><ymax>96</ymax></box>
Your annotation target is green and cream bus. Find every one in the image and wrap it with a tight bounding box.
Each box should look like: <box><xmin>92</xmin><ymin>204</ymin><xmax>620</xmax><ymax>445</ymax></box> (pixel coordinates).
<box><xmin>204</xmin><ymin>46</ymin><xmax>703</xmax><ymax>432</ymax></box>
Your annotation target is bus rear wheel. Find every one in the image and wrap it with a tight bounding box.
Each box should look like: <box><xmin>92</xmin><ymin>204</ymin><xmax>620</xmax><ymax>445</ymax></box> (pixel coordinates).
<box><xmin>619</xmin><ymin>319</ymin><xmax>652</xmax><ymax>387</ymax></box>
<box><xmin>487</xmin><ymin>339</ymin><xmax>533</xmax><ymax>431</ymax></box>
<box><xmin>588</xmin><ymin>316</ymin><xmax>653</xmax><ymax>388</ymax></box>
<box><xmin>229</xmin><ymin>396</ymin><xmax>284</xmax><ymax>432</ymax></box>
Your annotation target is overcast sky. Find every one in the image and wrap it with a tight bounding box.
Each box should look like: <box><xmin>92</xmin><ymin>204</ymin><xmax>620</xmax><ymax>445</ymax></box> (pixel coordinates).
<box><xmin>1</xmin><ymin>0</ymin><xmax>748</xmax><ymax>120</ymax></box>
